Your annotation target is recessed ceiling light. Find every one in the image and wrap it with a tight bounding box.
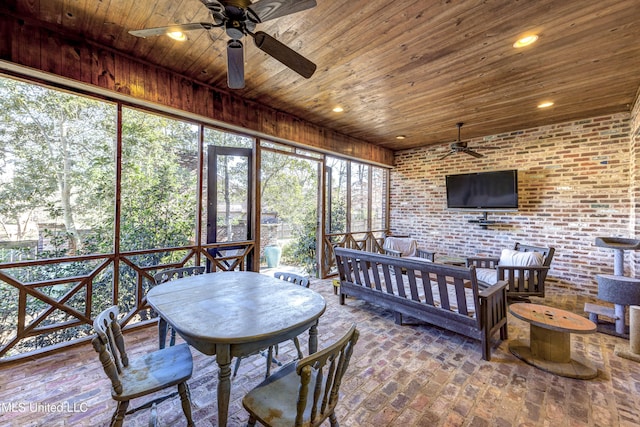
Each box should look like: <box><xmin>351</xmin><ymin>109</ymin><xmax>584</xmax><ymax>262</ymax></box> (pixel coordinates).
<box><xmin>167</xmin><ymin>31</ymin><xmax>187</xmax><ymax>41</ymax></box>
<box><xmin>396</xmin><ymin>135</ymin><xmax>406</xmax><ymax>140</ymax></box>
<box><xmin>332</xmin><ymin>106</ymin><xmax>344</xmax><ymax>113</ymax></box>
<box><xmin>538</xmin><ymin>101</ymin><xmax>554</xmax><ymax>108</ymax></box>
<box><xmin>513</xmin><ymin>34</ymin><xmax>538</xmax><ymax>48</ymax></box>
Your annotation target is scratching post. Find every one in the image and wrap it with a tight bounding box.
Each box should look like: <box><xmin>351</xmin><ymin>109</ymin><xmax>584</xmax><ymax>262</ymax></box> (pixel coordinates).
<box><xmin>584</xmin><ymin>237</ymin><xmax>640</xmax><ymax>338</ymax></box>
<box><xmin>615</xmin><ymin>305</ymin><xmax>640</xmax><ymax>362</ymax></box>
<box><xmin>632</xmin><ymin>306</ymin><xmax>640</xmax><ymax>354</ymax></box>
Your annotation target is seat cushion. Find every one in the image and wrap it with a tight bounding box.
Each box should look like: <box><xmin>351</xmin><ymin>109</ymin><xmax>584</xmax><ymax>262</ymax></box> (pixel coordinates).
<box><xmin>476</xmin><ymin>268</ymin><xmax>498</xmax><ymax>286</ymax></box>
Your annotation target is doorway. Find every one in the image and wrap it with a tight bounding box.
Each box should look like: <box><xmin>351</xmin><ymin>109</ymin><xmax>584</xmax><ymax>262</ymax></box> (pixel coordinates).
<box><xmin>259</xmin><ymin>148</ymin><xmax>320</xmax><ymax>276</ymax></box>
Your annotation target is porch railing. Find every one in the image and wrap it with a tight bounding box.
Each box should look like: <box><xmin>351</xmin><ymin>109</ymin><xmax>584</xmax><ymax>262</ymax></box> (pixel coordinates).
<box><xmin>0</xmin><ymin>241</ymin><xmax>254</xmax><ymax>364</ymax></box>
<box><xmin>321</xmin><ymin>230</ymin><xmax>386</xmax><ymax>278</ymax></box>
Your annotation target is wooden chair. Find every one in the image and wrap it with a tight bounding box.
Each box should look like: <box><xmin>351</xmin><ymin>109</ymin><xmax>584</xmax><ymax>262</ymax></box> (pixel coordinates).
<box><xmin>242</xmin><ymin>324</ymin><xmax>359</xmax><ymax>427</ymax></box>
<box><xmin>92</xmin><ymin>306</ymin><xmax>194</xmax><ymax>427</ymax></box>
<box><xmin>233</xmin><ymin>272</ymin><xmax>310</xmax><ymax>379</ymax></box>
<box><xmin>153</xmin><ymin>266</ymin><xmax>206</xmax><ymax>349</ymax></box>
<box><xmin>467</xmin><ymin>242</ymin><xmax>555</xmax><ymax>300</ymax></box>
<box><xmin>272</xmin><ymin>272</ymin><xmax>310</xmax><ymax>359</ymax></box>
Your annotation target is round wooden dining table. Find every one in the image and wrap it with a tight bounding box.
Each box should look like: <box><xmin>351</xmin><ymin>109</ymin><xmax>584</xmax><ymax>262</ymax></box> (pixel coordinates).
<box><xmin>147</xmin><ymin>271</ymin><xmax>326</xmax><ymax>427</ymax></box>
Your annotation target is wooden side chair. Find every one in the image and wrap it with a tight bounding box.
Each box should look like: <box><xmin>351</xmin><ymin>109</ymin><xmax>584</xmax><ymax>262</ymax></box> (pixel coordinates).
<box><xmin>232</xmin><ymin>272</ymin><xmax>310</xmax><ymax>379</ymax></box>
<box><xmin>153</xmin><ymin>266</ymin><xmax>206</xmax><ymax>349</ymax></box>
<box><xmin>272</xmin><ymin>272</ymin><xmax>310</xmax><ymax>359</ymax></box>
<box><xmin>92</xmin><ymin>306</ymin><xmax>194</xmax><ymax>427</ymax></box>
<box><xmin>242</xmin><ymin>324</ymin><xmax>359</xmax><ymax>427</ymax></box>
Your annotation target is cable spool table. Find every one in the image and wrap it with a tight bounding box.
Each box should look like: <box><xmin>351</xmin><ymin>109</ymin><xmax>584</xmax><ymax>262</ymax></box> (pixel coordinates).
<box><xmin>509</xmin><ymin>303</ymin><xmax>597</xmax><ymax>379</ymax></box>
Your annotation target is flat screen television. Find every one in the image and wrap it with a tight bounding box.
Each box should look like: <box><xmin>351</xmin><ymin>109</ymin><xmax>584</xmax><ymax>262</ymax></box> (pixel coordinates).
<box><xmin>445</xmin><ymin>169</ymin><xmax>518</xmax><ymax>210</ymax></box>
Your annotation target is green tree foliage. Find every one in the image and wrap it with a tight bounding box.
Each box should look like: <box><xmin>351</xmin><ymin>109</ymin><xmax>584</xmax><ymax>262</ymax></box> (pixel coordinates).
<box><xmin>0</xmin><ymin>78</ymin><xmax>116</xmax><ymax>254</ymax></box>
<box><xmin>261</xmin><ymin>151</ymin><xmax>317</xmax><ymax>226</ymax></box>
<box><xmin>120</xmin><ymin>108</ymin><xmax>198</xmax><ymax>256</ymax></box>
<box><xmin>0</xmin><ymin>78</ymin><xmax>202</xmax><ymax>354</ymax></box>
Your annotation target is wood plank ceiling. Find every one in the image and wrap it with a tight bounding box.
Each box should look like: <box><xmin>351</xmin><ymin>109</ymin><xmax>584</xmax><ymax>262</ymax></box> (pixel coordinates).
<box><xmin>7</xmin><ymin>0</ymin><xmax>640</xmax><ymax>151</ymax></box>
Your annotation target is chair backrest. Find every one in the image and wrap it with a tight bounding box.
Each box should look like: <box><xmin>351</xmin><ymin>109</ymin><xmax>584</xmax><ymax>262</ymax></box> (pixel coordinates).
<box><xmin>154</xmin><ymin>266</ymin><xmax>206</xmax><ymax>284</ymax></box>
<box><xmin>92</xmin><ymin>306</ymin><xmax>128</xmax><ymax>395</ymax></box>
<box><xmin>294</xmin><ymin>324</ymin><xmax>359</xmax><ymax>426</ymax></box>
<box><xmin>273</xmin><ymin>271</ymin><xmax>310</xmax><ymax>288</ymax></box>
<box><xmin>514</xmin><ymin>243</ymin><xmax>555</xmax><ymax>267</ymax></box>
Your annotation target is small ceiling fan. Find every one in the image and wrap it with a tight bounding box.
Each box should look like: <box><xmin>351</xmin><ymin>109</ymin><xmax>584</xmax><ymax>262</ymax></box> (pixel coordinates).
<box><xmin>438</xmin><ymin>122</ymin><xmax>498</xmax><ymax>160</ymax></box>
<box><xmin>129</xmin><ymin>0</ymin><xmax>317</xmax><ymax>89</ymax></box>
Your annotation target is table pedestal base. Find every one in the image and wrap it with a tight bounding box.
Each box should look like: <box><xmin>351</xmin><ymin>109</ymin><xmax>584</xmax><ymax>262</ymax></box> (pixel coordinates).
<box><xmin>509</xmin><ymin>338</ymin><xmax>597</xmax><ymax>379</ymax></box>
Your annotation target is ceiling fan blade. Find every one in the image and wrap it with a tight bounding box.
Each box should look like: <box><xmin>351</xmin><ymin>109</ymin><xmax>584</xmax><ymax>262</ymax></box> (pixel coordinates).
<box><xmin>438</xmin><ymin>151</ymin><xmax>454</xmax><ymax>160</ymax></box>
<box><xmin>251</xmin><ymin>31</ymin><xmax>316</xmax><ymax>78</ymax></box>
<box><xmin>247</xmin><ymin>0</ymin><xmax>317</xmax><ymax>23</ymax></box>
<box><xmin>227</xmin><ymin>40</ymin><xmax>245</xmax><ymax>89</ymax></box>
<box><xmin>463</xmin><ymin>149</ymin><xmax>484</xmax><ymax>158</ymax></box>
<box><xmin>128</xmin><ymin>23</ymin><xmax>213</xmax><ymax>38</ymax></box>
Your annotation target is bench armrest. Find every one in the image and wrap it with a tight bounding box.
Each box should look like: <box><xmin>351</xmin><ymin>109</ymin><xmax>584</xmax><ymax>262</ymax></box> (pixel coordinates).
<box><xmin>384</xmin><ymin>248</ymin><xmax>402</xmax><ymax>257</ymax></box>
<box><xmin>467</xmin><ymin>257</ymin><xmax>500</xmax><ymax>268</ymax></box>
<box><xmin>478</xmin><ymin>279</ymin><xmax>508</xmax><ymax>298</ymax></box>
<box><xmin>416</xmin><ymin>248</ymin><xmax>435</xmax><ymax>262</ymax></box>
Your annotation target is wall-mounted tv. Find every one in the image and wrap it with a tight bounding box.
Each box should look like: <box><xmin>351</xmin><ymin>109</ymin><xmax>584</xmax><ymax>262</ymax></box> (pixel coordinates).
<box><xmin>445</xmin><ymin>169</ymin><xmax>518</xmax><ymax>210</ymax></box>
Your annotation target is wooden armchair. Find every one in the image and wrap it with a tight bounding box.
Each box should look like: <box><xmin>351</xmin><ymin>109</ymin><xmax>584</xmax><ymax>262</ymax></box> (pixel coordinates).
<box><xmin>153</xmin><ymin>266</ymin><xmax>206</xmax><ymax>349</ymax></box>
<box><xmin>92</xmin><ymin>306</ymin><xmax>194</xmax><ymax>427</ymax></box>
<box><xmin>467</xmin><ymin>242</ymin><xmax>555</xmax><ymax>300</ymax></box>
<box><xmin>242</xmin><ymin>324</ymin><xmax>359</xmax><ymax>427</ymax></box>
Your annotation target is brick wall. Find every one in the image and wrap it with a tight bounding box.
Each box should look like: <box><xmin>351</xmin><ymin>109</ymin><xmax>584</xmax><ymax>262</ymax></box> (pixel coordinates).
<box><xmin>631</xmin><ymin>94</ymin><xmax>640</xmax><ymax>278</ymax></box>
<box><xmin>391</xmin><ymin>112</ymin><xmax>636</xmax><ymax>295</ymax></box>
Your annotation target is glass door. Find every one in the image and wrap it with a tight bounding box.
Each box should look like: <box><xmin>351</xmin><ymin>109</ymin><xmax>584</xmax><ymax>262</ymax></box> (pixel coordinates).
<box><xmin>207</xmin><ymin>145</ymin><xmax>254</xmax><ymax>270</ymax></box>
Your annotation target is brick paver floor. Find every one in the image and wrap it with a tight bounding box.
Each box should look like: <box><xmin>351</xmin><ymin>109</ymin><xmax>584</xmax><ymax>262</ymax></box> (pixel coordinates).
<box><xmin>1</xmin><ymin>279</ymin><xmax>639</xmax><ymax>426</ymax></box>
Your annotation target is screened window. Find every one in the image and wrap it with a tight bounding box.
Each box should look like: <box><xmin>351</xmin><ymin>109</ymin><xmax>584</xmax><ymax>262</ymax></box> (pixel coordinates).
<box><xmin>0</xmin><ymin>76</ymin><xmax>117</xmax><ymax>261</ymax></box>
<box><xmin>120</xmin><ymin>107</ymin><xmax>199</xmax><ymax>252</ymax></box>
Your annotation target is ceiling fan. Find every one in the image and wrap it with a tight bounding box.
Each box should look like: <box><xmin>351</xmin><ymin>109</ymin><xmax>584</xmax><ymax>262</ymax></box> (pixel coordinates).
<box><xmin>438</xmin><ymin>122</ymin><xmax>498</xmax><ymax>160</ymax></box>
<box><xmin>128</xmin><ymin>0</ymin><xmax>317</xmax><ymax>89</ymax></box>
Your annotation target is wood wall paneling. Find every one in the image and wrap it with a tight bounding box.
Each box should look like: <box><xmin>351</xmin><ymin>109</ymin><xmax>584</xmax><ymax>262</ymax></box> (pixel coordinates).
<box><xmin>0</xmin><ymin>13</ymin><xmax>394</xmax><ymax>165</ymax></box>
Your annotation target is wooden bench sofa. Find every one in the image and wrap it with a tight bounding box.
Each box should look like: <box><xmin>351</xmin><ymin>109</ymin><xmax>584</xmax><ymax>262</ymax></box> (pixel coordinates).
<box><xmin>334</xmin><ymin>247</ymin><xmax>509</xmax><ymax>361</ymax></box>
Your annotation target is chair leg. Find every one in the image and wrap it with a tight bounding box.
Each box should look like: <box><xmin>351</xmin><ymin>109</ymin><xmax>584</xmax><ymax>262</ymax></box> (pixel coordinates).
<box><xmin>111</xmin><ymin>400</ymin><xmax>129</xmax><ymax>427</ymax></box>
<box><xmin>265</xmin><ymin>346</ymin><xmax>273</xmax><ymax>378</ymax></box>
<box><xmin>233</xmin><ymin>356</ymin><xmax>242</xmax><ymax>378</ymax></box>
<box><xmin>178</xmin><ymin>382</ymin><xmax>194</xmax><ymax>427</ymax></box>
<box><xmin>158</xmin><ymin>318</ymin><xmax>168</xmax><ymax>349</ymax></box>
<box><xmin>169</xmin><ymin>327</ymin><xmax>176</xmax><ymax>347</ymax></box>
<box><xmin>247</xmin><ymin>415</ymin><xmax>257</xmax><ymax>427</ymax></box>
<box><xmin>293</xmin><ymin>337</ymin><xmax>303</xmax><ymax>359</ymax></box>
<box><xmin>148</xmin><ymin>403</ymin><xmax>157</xmax><ymax>427</ymax></box>
<box><xmin>329</xmin><ymin>411</ymin><xmax>339</xmax><ymax>427</ymax></box>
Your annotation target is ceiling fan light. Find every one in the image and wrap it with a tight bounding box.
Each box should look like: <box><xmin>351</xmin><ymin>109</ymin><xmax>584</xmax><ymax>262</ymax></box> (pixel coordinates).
<box><xmin>538</xmin><ymin>101</ymin><xmax>554</xmax><ymax>108</ymax></box>
<box><xmin>513</xmin><ymin>34</ymin><xmax>538</xmax><ymax>48</ymax></box>
<box><xmin>167</xmin><ymin>31</ymin><xmax>187</xmax><ymax>41</ymax></box>
<box><xmin>332</xmin><ymin>106</ymin><xmax>344</xmax><ymax>113</ymax></box>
